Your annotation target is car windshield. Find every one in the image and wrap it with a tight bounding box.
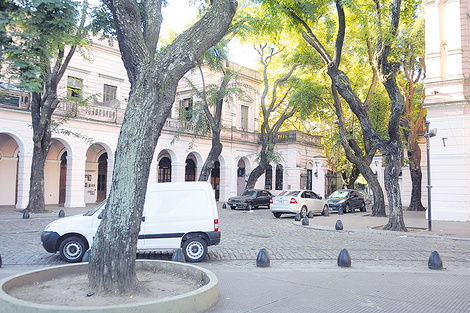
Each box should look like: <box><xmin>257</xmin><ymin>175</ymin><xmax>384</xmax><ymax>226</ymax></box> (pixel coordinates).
<box><xmin>329</xmin><ymin>190</ymin><xmax>350</xmax><ymax>199</ymax></box>
<box><xmin>282</xmin><ymin>191</ymin><xmax>300</xmax><ymax>197</ymax></box>
<box><xmin>84</xmin><ymin>200</ymin><xmax>106</xmax><ymax>216</ymax></box>
<box><xmin>241</xmin><ymin>190</ymin><xmax>256</xmax><ymax>197</ymax></box>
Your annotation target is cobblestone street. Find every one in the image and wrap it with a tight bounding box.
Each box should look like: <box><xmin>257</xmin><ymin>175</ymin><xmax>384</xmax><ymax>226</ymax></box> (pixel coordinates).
<box><xmin>1</xmin><ymin>205</ymin><xmax>469</xmax><ymax>272</ymax></box>
<box><xmin>2</xmin><ymin>204</ymin><xmax>470</xmax><ymax>312</ymax></box>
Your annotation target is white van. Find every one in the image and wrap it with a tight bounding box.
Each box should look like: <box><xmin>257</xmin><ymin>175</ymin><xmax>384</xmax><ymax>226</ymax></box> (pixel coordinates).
<box><xmin>41</xmin><ymin>182</ymin><xmax>220</xmax><ymax>263</ymax></box>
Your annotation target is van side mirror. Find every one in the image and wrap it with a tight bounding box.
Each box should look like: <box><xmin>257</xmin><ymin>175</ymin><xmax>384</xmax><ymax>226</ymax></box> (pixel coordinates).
<box><xmin>98</xmin><ymin>210</ymin><xmax>103</xmax><ymax>219</ymax></box>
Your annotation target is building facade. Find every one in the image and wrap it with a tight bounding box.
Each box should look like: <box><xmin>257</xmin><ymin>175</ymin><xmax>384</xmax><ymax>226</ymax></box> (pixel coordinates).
<box><xmin>424</xmin><ymin>0</ymin><xmax>470</xmax><ymax>221</ymax></box>
<box><xmin>0</xmin><ymin>38</ymin><xmax>324</xmax><ymax>208</ymax></box>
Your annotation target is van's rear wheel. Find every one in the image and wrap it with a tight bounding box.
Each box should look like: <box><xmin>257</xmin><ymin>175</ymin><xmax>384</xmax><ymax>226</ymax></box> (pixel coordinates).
<box><xmin>182</xmin><ymin>237</ymin><xmax>207</xmax><ymax>262</ymax></box>
<box><xmin>59</xmin><ymin>236</ymin><xmax>87</xmax><ymax>263</ymax></box>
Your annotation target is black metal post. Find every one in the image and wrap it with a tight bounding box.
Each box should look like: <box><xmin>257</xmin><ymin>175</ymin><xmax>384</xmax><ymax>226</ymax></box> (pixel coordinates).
<box><xmin>425</xmin><ymin>121</ymin><xmax>432</xmax><ymax>231</ymax></box>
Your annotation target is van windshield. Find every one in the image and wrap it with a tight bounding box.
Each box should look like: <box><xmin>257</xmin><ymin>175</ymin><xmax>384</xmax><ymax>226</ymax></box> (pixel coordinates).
<box><xmin>84</xmin><ymin>201</ymin><xmax>106</xmax><ymax>216</ymax></box>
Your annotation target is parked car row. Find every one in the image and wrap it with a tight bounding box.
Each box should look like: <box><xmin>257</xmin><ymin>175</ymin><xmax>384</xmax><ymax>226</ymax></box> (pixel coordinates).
<box><xmin>227</xmin><ymin>188</ymin><xmax>369</xmax><ymax>218</ymax></box>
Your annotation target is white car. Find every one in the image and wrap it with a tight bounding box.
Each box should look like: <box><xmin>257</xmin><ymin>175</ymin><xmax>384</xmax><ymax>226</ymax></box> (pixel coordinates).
<box><xmin>270</xmin><ymin>190</ymin><xmax>329</xmax><ymax>218</ymax></box>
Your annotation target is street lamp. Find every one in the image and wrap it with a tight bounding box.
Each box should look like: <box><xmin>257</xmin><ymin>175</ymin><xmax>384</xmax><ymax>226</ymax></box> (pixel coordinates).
<box><xmin>424</xmin><ymin>121</ymin><xmax>437</xmax><ymax>231</ymax></box>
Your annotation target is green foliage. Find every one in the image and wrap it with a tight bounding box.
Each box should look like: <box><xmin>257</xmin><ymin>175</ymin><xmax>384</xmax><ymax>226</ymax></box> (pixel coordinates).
<box><xmin>1</xmin><ymin>0</ymin><xmax>89</xmax><ymax>93</ymax></box>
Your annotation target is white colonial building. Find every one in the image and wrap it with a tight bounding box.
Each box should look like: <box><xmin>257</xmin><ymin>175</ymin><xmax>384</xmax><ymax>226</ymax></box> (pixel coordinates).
<box><xmin>0</xmin><ymin>38</ymin><xmax>325</xmax><ymax>209</ymax></box>
<box><xmin>423</xmin><ymin>0</ymin><xmax>470</xmax><ymax>221</ymax></box>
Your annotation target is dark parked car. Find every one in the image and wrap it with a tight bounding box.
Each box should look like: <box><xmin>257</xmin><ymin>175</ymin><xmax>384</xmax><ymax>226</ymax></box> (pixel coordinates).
<box><xmin>327</xmin><ymin>189</ymin><xmax>367</xmax><ymax>213</ymax></box>
<box><xmin>227</xmin><ymin>189</ymin><xmax>273</xmax><ymax>210</ymax></box>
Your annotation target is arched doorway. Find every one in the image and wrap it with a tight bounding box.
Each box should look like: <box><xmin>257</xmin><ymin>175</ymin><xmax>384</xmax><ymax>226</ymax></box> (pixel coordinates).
<box><xmin>265</xmin><ymin>165</ymin><xmax>272</xmax><ymax>190</ymax></box>
<box><xmin>211</xmin><ymin>161</ymin><xmax>220</xmax><ymax>201</ymax></box>
<box><xmin>185</xmin><ymin>159</ymin><xmax>196</xmax><ymax>181</ymax></box>
<box><xmin>237</xmin><ymin>159</ymin><xmax>246</xmax><ymax>195</ymax></box>
<box><xmin>97</xmin><ymin>153</ymin><xmax>107</xmax><ymax>202</ymax></box>
<box><xmin>275</xmin><ymin>165</ymin><xmax>283</xmax><ymax>190</ymax></box>
<box><xmin>158</xmin><ymin>157</ymin><xmax>171</xmax><ymax>182</ymax></box>
<box><xmin>59</xmin><ymin>151</ymin><xmax>67</xmax><ymax>205</ymax></box>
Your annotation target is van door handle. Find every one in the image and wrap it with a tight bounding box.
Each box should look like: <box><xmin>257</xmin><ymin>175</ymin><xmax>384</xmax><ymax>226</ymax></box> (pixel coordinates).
<box><xmin>142</xmin><ymin>216</ymin><xmax>146</xmax><ymax>222</ymax></box>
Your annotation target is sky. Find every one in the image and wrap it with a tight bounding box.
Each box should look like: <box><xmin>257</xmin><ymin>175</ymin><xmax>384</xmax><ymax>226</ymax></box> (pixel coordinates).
<box><xmin>89</xmin><ymin>0</ymin><xmax>259</xmax><ymax>69</ymax></box>
<box><xmin>161</xmin><ymin>0</ymin><xmax>259</xmax><ymax>69</ymax></box>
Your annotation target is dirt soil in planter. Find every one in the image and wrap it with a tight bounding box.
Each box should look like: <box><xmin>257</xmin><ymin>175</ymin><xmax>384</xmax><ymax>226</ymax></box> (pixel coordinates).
<box><xmin>7</xmin><ymin>269</ymin><xmax>202</xmax><ymax>307</ymax></box>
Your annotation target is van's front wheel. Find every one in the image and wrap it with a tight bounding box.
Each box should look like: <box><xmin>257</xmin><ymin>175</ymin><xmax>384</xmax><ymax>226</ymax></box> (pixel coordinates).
<box><xmin>182</xmin><ymin>237</ymin><xmax>207</xmax><ymax>262</ymax></box>
<box><xmin>59</xmin><ymin>236</ymin><xmax>87</xmax><ymax>263</ymax></box>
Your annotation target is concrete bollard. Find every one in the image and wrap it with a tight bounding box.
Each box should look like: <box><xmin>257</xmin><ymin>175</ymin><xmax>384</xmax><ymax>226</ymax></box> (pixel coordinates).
<box><xmin>222</xmin><ymin>203</ymin><xmax>226</xmax><ymax>209</ymax></box>
<box><xmin>22</xmin><ymin>210</ymin><xmax>30</xmax><ymax>219</ymax></box>
<box><xmin>335</xmin><ymin>219</ymin><xmax>343</xmax><ymax>230</ymax></box>
<box><xmin>337</xmin><ymin>248</ymin><xmax>351</xmax><ymax>267</ymax></box>
<box><xmin>171</xmin><ymin>248</ymin><xmax>186</xmax><ymax>263</ymax></box>
<box><xmin>307</xmin><ymin>211</ymin><xmax>314</xmax><ymax>218</ymax></box>
<box><xmin>58</xmin><ymin>209</ymin><xmax>65</xmax><ymax>218</ymax></box>
<box><xmin>256</xmin><ymin>248</ymin><xmax>270</xmax><ymax>267</ymax></box>
<box><xmin>428</xmin><ymin>251</ymin><xmax>443</xmax><ymax>270</ymax></box>
<box><xmin>302</xmin><ymin>216</ymin><xmax>309</xmax><ymax>225</ymax></box>
<box><xmin>323</xmin><ymin>208</ymin><xmax>329</xmax><ymax>217</ymax></box>
<box><xmin>294</xmin><ymin>213</ymin><xmax>301</xmax><ymax>221</ymax></box>
<box><xmin>82</xmin><ymin>249</ymin><xmax>91</xmax><ymax>262</ymax></box>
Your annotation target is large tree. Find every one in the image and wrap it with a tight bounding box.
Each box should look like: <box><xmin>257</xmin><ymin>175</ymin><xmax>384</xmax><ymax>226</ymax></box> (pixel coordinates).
<box><xmin>0</xmin><ymin>0</ymin><xmax>89</xmax><ymax>213</ymax></box>
<box><xmin>398</xmin><ymin>16</ymin><xmax>426</xmax><ymax>211</ymax></box>
<box><xmin>283</xmin><ymin>0</ymin><xmax>412</xmax><ymax>230</ymax></box>
<box><xmin>245</xmin><ymin>45</ymin><xmax>302</xmax><ymax>189</ymax></box>
<box><xmin>88</xmin><ymin>0</ymin><xmax>237</xmax><ymax>295</ymax></box>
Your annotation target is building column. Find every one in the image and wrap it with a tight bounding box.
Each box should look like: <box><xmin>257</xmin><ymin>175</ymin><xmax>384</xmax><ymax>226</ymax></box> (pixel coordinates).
<box><xmin>173</xmin><ymin>161</ymin><xmax>186</xmax><ymax>182</ymax></box>
<box><xmin>106</xmin><ymin>156</ymin><xmax>114</xmax><ymax>195</ymax></box>
<box><xmin>311</xmin><ymin>157</ymin><xmax>327</xmax><ymax>198</ymax></box>
<box><xmin>64</xmin><ymin>155</ymin><xmax>86</xmax><ymax>208</ymax></box>
<box><xmin>15</xmin><ymin>152</ymin><xmax>32</xmax><ymax>209</ymax></box>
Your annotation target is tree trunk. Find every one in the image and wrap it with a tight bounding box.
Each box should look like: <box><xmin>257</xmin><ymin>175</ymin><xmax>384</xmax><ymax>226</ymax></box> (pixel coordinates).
<box><xmin>89</xmin><ymin>74</ymin><xmax>175</xmax><ymax>295</ymax></box>
<box><xmin>357</xmin><ymin>162</ymin><xmax>386</xmax><ymax>217</ymax></box>
<box><xmin>382</xmin><ymin>146</ymin><xmax>407</xmax><ymax>231</ymax></box>
<box><xmin>89</xmin><ymin>0</ymin><xmax>237</xmax><ymax>295</ymax></box>
<box><xmin>407</xmin><ymin>146</ymin><xmax>426</xmax><ymax>211</ymax></box>
<box><xmin>342</xmin><ymin>166</ymin><xmax>360</xmax><ymax>189</ymax></box>
<box><xmin>26</xmin><ymin>92</ymin><xmax>57</xmax><ymax>213</ymax></box>
<box><xmin>246</xmin><ymin>149</ymin><xmax>268</xmax><ymax>189</ymax></box>
<box><xmin>199</xmin><ymin>134</ymin><xmax>223</xmax><ymax>181</ymax></box>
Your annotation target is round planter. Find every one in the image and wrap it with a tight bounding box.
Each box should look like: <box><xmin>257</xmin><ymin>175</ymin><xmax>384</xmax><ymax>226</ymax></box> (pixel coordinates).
<box><xmin>0</xmin><ymin>260</ymin><xmax>218</xmax><ymax>313</ymax></box>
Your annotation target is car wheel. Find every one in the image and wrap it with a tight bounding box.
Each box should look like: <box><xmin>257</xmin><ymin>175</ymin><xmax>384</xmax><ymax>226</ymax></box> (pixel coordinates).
<box><xmin>182</xmin><ymin>237</ymin><xmax>208</xmax><ymax>262</ymax></box>
<box><xmin>246</xmin><ymin>203</ymin><xmax>253</xmax><ymax>211</ymax></box>
<box><xmin>273</xmin><ymin>212</ymin><xmax>282</xmax><ymax>218</ymax></box>
<box><xmin>59</xmin><ymin>236</ymin><xmax>87</xmax><ymax>263</ymax></box>
<box><xmin>230</xmin><ymin>206</ymin><xmax>236</xmax><ymax>210</ymax></box>
<box><xmin>360</xmin><ymin>202</ymin><xmax>366</xmax><ymax>212</ymax></box>
<box><xmin>345</xmin><ymin>203</ymin><xmax>351</xmax><ymax>213</ymax></box>
<box><xmin>300</xmin><ymin>206</ymin><xmax>307</xmax><ymax>218</ymax></box>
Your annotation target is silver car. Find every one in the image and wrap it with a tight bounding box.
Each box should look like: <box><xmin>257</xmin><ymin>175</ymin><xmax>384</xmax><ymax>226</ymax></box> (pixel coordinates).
<box><xmin>270</xmin><ymin>190</ymin><xmax>329</xmax><ymax>218</ymax></box>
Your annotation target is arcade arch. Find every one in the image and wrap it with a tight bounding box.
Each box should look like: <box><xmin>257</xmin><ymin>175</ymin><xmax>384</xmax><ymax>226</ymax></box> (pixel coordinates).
<box><xmin>0</xmin><ymin>133</ymin><xmax>20</xmax><ymax>205</ymax></box>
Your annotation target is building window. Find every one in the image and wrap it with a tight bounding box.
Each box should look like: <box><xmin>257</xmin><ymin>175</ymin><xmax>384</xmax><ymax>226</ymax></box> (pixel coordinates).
<box><xmin>67</xmin><ymin>76</ymin><xmax>83</xmax><ymax>98</ymax></box>
<box><xmin>275</xmin><ymin>165</ymin><xmax>283</xmax><ymax>190</ymax></box>
<box><xmin>103</xmin><ymin>84</ymin><xmax>117</xmax><ymax>102</ymax></box>
<box><xmin>158</xmin><ymin>157</ymin><xmax>171</xmax><ymax>182</ymax></box>
<box><xmin>265</xmin><ymin>165</ymin><xmax>272</xmax><ymax>190</ymax></box>
<box><xmin>185</xmin><ymin>159</ymin><xmax>196</xmax><ymax>181</ymax></box>
<box><xmin>182</xmin><ymin>98</ymin><xmax>193</xmax><ymax>120</ymax></box>
<box><xmin>241</xmin><ymin>105</ymin><xmax>248</xmax><ymax>131</ymax></box>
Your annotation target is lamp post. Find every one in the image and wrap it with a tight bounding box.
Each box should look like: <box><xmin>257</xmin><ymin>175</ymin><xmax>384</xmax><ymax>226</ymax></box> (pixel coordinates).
<box><xmin>424</xmin><ymin>121</ymin><xmax>437</xmax><ymax>231</ymax></box>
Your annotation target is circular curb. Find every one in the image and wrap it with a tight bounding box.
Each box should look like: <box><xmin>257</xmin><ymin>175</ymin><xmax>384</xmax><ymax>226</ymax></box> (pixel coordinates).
<box><xmin>0</xmin><ymin>260</ymin><xmax>218</xmax><ymax>313</ymax></box>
